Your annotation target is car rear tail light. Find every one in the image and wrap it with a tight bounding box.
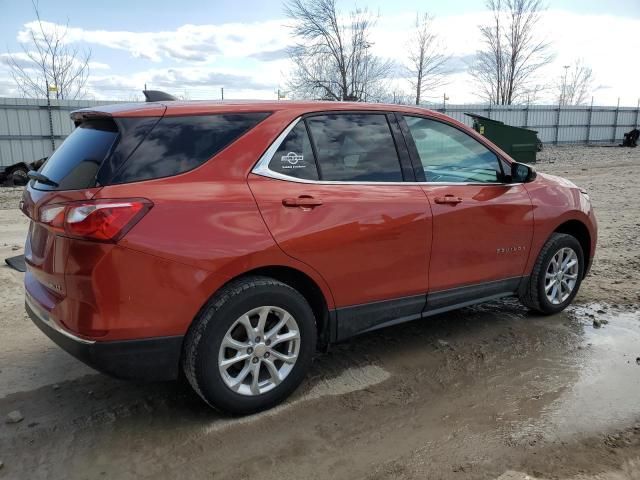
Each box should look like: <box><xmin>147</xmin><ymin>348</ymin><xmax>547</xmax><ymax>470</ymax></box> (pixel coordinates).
<box><xmin>38</xmin><ymin>199</ymin><xmax>152</xmax><ymax>242</ymax></box>
<box><xmin>39</xmin><ymin>204</ymin><xmax>66</xmax><ymax>232</ymax></box>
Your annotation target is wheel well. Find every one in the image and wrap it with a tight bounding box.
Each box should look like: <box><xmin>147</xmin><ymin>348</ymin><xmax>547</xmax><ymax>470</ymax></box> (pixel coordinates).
<box><xmin>240</xmin><ymin>266</ymin><xmax>331</xmax><ymax>349</ymax></box>
<box><xmin>554</xmin><ymin>220</ymin><xmax>591</xmax><ymax>276</ymax></box>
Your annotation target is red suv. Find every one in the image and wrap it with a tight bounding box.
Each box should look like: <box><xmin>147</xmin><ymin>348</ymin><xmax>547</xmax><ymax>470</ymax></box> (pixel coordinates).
<box><xmin>21</xmin><ymin>100</ymin><xmax>597</xmax><ymax>414</ymax></box>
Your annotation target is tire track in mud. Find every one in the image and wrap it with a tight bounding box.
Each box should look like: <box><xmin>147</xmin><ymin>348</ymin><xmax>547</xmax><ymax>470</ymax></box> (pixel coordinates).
<box><xmin>201</xmin><ymin>364</ymin><xmax>391</xmax><ymax>434</ymax></box>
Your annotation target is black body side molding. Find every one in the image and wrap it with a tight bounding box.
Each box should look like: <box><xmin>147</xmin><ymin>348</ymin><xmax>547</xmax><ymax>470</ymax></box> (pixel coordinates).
<box><xmin>332</xmin><ymin>277</ymin><xmax>525</xmax><ymax>342</ymax></box>
<box><xmin>335</xmin><ymin>294</ymin><xmax>426</xmax><ymax>340</ymax></box>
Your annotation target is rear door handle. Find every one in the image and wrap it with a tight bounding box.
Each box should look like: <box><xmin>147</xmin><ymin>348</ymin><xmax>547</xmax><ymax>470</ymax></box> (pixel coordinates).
<box><xmin>434</xmin><ymin>195</ymin><xmax>463</xmax><ymax>205</ymax></box>
<box><xmin>282</xmin><ymin>196</ymin><xmax>323</xmax><ymax>208</ymax></box>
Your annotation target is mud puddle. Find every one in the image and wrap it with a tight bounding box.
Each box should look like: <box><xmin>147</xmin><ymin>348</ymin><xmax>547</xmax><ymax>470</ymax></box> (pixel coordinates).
<box><xmin>462</xmin><ymin>302</ymin><xmax>640</xmax><ymax>445</ymax></box>
<box><xmin>515</xmin><ymin>303</ymin><xmax>640</xmax><ymax>439</ymax></box>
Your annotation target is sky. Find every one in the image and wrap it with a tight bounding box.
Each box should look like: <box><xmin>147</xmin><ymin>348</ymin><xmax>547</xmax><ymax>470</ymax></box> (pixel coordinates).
<box><xmin>0</xmin><ymin>0</ymin><xmax>638</xmax><ymax>106</ymax></box>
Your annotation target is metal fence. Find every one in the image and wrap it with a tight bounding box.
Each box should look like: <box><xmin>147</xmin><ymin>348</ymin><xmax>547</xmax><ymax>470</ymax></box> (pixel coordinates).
<box><xmin>1</xmin><ymin>97</ymin><xmax>639</xmax><ymax>168</ymax></box>
<box><xmin>0</xmin><ymin>97</ymin><xmax>126</xmax><ymax>168</ymax></box>
<box><xmin>427</xmin><ymin>103</ymin><xmax>640</xmax><ymax>145</ymax></box>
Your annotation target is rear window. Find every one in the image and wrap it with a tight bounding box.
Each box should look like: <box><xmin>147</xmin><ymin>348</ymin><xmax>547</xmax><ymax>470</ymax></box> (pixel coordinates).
<box><xmin>95</xmin><ymin>116</ymin><xmax>161</xmax><ymax>187</ymax></box>
<box><xmin>111</xmin><ymin>113</ymin><xmax>270</xmax><ymax>184</ymax></box>
<box><xmin>33</xmin><ymin>119</ymin><xmax>119</xmax><ymax>191</ymax></box>
<box><xmin>268</xmin><ymin>121</ymin><xmax>319</xmax><ymax>180</ymax></box>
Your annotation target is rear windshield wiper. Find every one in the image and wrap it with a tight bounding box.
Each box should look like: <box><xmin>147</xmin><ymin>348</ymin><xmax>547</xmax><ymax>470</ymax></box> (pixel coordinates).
<box><xmin>27</xmin><ymin>170</ymin><xmax>59</xmax><ymax>187</ymax></box>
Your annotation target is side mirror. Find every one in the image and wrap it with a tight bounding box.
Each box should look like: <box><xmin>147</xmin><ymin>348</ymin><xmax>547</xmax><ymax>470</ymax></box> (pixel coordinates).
<box><xmin>510</xmin><ymin>162</ymin><xmax>536</xmax><ymax>183</ymax></box>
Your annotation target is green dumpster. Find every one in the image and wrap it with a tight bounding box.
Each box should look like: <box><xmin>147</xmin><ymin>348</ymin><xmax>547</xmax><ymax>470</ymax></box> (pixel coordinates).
<box><xmin>465</xmin><ymin>113</ymin><xmax>539</xmax><ymax>163</ymax></box>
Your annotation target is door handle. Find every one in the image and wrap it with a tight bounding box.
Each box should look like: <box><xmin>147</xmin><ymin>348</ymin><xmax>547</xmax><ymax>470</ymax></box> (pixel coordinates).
<box><xmin>434</xmin><ymin>195</ymin><xmax>463</xmax><ymax>205</ymax></box>
<box><xmin>282</xmin><ymin>196</ymin><xmax>323</xmax><ymax>208</ymax></box>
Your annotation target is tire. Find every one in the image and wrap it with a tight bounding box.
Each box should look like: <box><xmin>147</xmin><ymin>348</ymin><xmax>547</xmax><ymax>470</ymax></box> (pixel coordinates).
<box><xmin>10</xmin><ymin>167</ymin><xmax>28</xmax><ymax>186</ymax></box>
<box><xmin>519</xmin><ymin>233</ymin><xmax>584</xmax><ymax>315</ymax></box>
<box><xmin>183</xmin><ymin>276</ymin><xmax>316</xmax><ymax>414</ymax></box>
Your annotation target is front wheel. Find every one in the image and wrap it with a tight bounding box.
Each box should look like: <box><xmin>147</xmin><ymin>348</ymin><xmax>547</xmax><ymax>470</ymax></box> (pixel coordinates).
<box><xmin>519</xmin><ymin>233</ymin><xmax>584</xmax><ymax>315</ymax></box>
<box><xmin>182</xmin><ymin>276</ymin><xmax>316</xmax><ymax>414</ymax></box>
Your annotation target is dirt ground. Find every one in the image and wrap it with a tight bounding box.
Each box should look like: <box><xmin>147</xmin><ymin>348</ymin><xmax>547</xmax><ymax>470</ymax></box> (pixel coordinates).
<box><xmin>0</xmin><ymin>145</ymin><xmax>639</xmax><ymax>480</ymax></box>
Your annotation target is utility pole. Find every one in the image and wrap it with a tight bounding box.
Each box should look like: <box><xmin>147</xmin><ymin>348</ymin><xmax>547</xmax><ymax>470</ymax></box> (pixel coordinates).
<box><xmin>45</xmin><ymin>80</ymin><xmax>55</xmax><ymax>152</ymax></box>
<box><xmin>586</xmin><ymin>96</ymin><xmax>594</xmax><ymax>144</ymax></box>
<box><xmin>612</xmin><ymin>97</ymin><xmax>620</xmax><ymax>143</ymax></box>
<box><xmin>221</xmin><ymin>87</ymin><xmax>224</xmax><ymax>100</ymax></box>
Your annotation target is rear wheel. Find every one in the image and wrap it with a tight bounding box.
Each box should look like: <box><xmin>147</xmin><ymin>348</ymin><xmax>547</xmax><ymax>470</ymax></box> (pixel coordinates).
<box><xmin>183</xmin><ymin>276</ymin><xmax>316</xmax><ymax>414</ymax></box>
<box><xmin>519</xmin><ymin>233</ymin><xmax>584</xmax><ymax>315</ymax></box>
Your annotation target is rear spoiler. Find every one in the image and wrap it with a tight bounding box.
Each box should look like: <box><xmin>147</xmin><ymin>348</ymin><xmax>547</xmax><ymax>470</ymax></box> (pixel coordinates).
<box><xmin>143</xmin><ymin>90</ymin><xmax>177</xmax><ymax>102</ymax></box>
<box><xmin>70</xmin><ymin>92</ymin><xmax>172</xmax><ymax>124</ymax></box>
<box><xmin>70</xmin><ymin>110</ymin><xmax>113</xmax><ymax>125</ymax></box>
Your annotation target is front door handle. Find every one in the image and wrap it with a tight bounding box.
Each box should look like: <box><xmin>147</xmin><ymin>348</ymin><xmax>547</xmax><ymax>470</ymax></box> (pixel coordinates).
<box><xmin>282</xmin><ymin>196</ymin><xmax>323</xmax><ymax>208</ymax></box>
<box><xmin>434</xmin><ymin>195</ymin><xmax>463</xmax><ymax>205</ymax></box>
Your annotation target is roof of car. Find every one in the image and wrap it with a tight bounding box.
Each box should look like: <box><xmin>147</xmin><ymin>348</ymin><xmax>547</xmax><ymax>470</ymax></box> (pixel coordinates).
<box><xmin>70</xmin><ymin>99</ymin><xmax>450</xmax><ymax>122</ymax></box>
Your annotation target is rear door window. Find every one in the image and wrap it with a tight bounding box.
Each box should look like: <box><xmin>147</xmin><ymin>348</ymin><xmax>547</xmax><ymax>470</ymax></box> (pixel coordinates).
<box><xmin>305</xmin><ymin>113</ymin><xmax>403</xmax><ymax>182</ymax></box>
<box><xmin>268</xmin><ymin>121</ymin><xmax>319</xmax><ymax>180</ymax></box>
<box><xmin>33</xmin><ymin>119</ymin><xmax>119</xmax><ymax>191</ymax></box>
<box><xmin>111</xmin><ymin>113</ymin><xmax>270</xmax><ymax>184</ymax></box>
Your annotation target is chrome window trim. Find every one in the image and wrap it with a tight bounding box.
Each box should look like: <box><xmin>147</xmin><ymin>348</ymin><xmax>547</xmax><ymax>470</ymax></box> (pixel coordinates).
<box><xmin>252</xmin><ymin>117</ymin><xmax>303</xmax><ymax>179</ymax></box>
<box><xmin>251</xmin><ymin>116</ymin><xmax>517</xmax><ymax>187</ymax></box>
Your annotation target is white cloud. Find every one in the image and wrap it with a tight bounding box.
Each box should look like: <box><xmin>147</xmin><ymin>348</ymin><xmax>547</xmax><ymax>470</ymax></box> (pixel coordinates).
<box><xmin>1</xmin><ymin>10</ymin><xmax>638</xmax><ymax>106</ymax></box>
<box><xmin>16</xmin><ymin>19</ymin><xmax>291</xmax><ymax>63</ymax></box>
<box><xmin>88</xmin><ymin>61</ymin><xmax>110</xmax><ymax>71</ymax></box>
<box><xmin>83</xmin><ymin>65</ymin><xmax>285</xmax><ymax>101</ymax></box>
<box><xmin>0</xmin><ymin>51</ymin><xmax>33</xmax><ymax>69</ymax></box>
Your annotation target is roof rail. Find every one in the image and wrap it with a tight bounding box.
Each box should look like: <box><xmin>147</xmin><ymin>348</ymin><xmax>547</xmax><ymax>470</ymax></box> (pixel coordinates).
<box><xmin>142</xmin><ymin>90</ymin><xmax>178</xmax><ymax>102</ymax></box>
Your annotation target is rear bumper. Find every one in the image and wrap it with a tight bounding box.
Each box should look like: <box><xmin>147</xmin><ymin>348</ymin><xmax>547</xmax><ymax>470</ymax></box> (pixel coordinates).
<box><xmin>26</xmin><ymin>294</ymin><xmax>183</xmax><ymax>381</ymax></box>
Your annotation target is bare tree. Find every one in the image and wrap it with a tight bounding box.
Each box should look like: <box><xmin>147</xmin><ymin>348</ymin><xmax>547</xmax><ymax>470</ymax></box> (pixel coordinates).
<box><xmin>470</xmin><ymin>0</ymin><xmax>553</xmax><ymax>105</ymax></box>
<box><xmin>284</xmin><ymin>0</ymin><xmax>392</xmax><ymax>101</ymax></box>
<box><xmin>406</xmin><ymin>13</ymin><xmax>449</xmax><ymax>105</ymax></box>
<box><xmin>557</xmin><ymin>59</ymin><xmax>593</xmax><ymax>106</ymax></box>
<box><xmin>386</xmin><ymin>90</ymin><xmax>414</xmax><ymax>105</ymax></box>
<box><xmin>5</xmin><ymin>1</ymin><xmax>91</xmax><ymax>100</ymax></box>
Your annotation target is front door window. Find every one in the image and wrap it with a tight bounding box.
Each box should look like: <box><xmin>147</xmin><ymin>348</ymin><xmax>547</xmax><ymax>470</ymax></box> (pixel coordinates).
<box><xmin>404</xmin><ymin>116</ymin><xmax>504</xmax><ymax>183</ymax></box>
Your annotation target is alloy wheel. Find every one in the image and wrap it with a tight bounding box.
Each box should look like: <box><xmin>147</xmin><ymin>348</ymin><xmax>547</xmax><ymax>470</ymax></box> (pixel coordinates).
<box><xmin>218</xmin><ymin>306</ymin><xmax>300</xmax><ymax>396</ymax></box>
<box><xmin>544</xmin><ymin>247</ymin><xmax>579</xmax><ymax>305</ymax></box>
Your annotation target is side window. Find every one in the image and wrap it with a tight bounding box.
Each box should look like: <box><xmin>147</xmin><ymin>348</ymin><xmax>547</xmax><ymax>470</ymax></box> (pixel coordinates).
<box><xmin>268</xmin><ymin>121</ymin><xmax>319</xmax><ymax>180</ymax></box>
<box><xmin>404</xmin><ymin>116</ymin><xmax>503</xmax><ymax>183</ymax></box>
<box><xmin>112</xmin><ymin>113</ymin><xmax>269</xmax><ymax>184</ymax></box>
<box><xmin>305</xmin><ymin>114</ymin><xmax>403</xmax><ymax>182</ymax></box>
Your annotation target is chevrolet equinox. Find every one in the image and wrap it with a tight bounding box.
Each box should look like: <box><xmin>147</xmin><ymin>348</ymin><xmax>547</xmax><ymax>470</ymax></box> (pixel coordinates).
<box><xmin>21</xmin><ymin>100</ymin><xmax>597</xmax><ymax>414</ymax></box>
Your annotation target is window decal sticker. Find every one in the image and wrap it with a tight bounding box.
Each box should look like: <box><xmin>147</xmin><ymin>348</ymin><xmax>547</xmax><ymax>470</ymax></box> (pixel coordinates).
<box><xmin>281</xmin><ymin>152</ymin><xmax>307</xmax><ymax>169</ymax></box>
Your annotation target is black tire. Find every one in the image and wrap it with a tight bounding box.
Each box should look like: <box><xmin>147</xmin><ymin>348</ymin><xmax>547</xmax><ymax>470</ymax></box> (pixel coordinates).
<box><xmin>10</xmin><ymin>167</ymin><xmax>28</xmax><ymax>186</ymax></box>
<box><xmin>519</xmin><ymin>233</ymin><xmax>584</xmax><ymax>315</ymax></box>
<box><xmin>183</xmin><ymin>276</ymin><xmax>316</xmax><ymax>414</ymax></box>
